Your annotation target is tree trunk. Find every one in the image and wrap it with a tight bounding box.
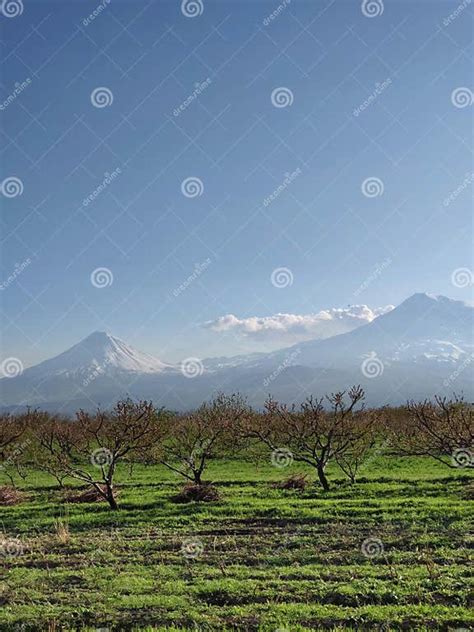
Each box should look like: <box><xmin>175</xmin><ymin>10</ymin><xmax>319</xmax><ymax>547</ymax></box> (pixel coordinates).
<box><xmin>108</xmin><ymin>495</ymin><xmax>118</xmax><ymax>510</ymax></box>
<box><xmin>193</xmin><ymin>470</ymin><xmax>202</xmax><ymax>485</ymax></box>
<box><xmin>105</xmin><ymin>483</ymin><xmax>118</xmax><ymax>510</ymax></box>
<box><xmin>316</xmin><ymin>464</ymin><xmax>330</xmax><ymax>491</ymax></box>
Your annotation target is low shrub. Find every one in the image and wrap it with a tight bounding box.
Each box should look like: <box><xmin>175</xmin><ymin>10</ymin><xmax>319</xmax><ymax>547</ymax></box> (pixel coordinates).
<box><xmin>64</xmin><ymin>485</ymin><xmax>116</xmax><ymax>504</ymax></box>
<box><xmin>0</xmin><ymin>485</ymin><xmax>25</xmax><ymax>506</ymax></box>
<box><xmin>171</xmin><ymin>482</ymin><xmax>220</xmax><ymax>503</ymax></box>
<box><xmin>273</xmin><ymin>473</ymin><xmax>309</xmax><ymax>491</ymax></box>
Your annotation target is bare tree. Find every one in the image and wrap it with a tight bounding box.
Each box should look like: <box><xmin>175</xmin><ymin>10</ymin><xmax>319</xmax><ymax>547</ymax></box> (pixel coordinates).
<box><xmin>396</xmin><ymin>395</ymin><xmax>474</xmax><ymax>468</ymax></box>
<box><xmin>246</xmin><ymin>386</ymin><xmax>367</xmax><ymax>491</ymax></box>
<box><xmin>35</xmin><ymin>399</ymin><xmax>164</xmax><ymax>509</ymax></box>
<box><xmin>0</xmin><ymin>409</ymin><xmax>40</xmax><ymax>486</ymax></box>
<box><xmin>333</xmin><ymin>410</ymin><xmax>378</xmax><ymax>483</ymax></box>
<box><xmin>159</xmin><ymin>393</ymin><xmax>248</xmax><ymax>485</ymax></box>
<box><xmin>33</xmin><ymin>414</ymin><xmax>76</xmax><ymax>488</ymax></box>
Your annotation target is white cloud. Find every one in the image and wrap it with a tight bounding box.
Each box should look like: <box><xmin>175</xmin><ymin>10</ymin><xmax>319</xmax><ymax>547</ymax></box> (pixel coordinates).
<box><xmin>203</xmin><ymin>305</ymin><xmax>394</xmax><ymax>343</ymax></box>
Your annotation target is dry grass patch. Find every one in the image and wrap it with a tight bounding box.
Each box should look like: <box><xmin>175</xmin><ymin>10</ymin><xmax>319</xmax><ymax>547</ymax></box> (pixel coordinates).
<box><xmin>273</xmin><ymin>473</ymin><xmax>309</xmax><ymax>491</ymax></box>
<box><xmin>63</xmin><ymin>485</ymin><xmax>116</xmax><ymax>504</ymax></box>
<box><xmin>0</xmin><ymin>485</ymin><xmax>26</xmax><ymax>506</ymax></box>
<box><xmin>171</xmin><ymin>482</ymin><xmax>221</xmax><ymax>503</ymax></box>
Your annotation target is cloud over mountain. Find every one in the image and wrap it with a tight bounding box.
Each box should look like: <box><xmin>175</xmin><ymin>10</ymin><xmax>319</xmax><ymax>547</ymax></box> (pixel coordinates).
<box><xmin>203</xmin><ymin>305</ymin><xmax>394</xmax><ymax>343</ymax></box>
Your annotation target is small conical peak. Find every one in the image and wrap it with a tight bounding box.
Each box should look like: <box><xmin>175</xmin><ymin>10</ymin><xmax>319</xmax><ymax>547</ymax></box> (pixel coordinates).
<box><xmin>20</xmin><ymin>330</ymin><xmax>175</xmax><ymax>378</ymax></box>
<box><xmin>404</xmin><ymin>292</ymin><xmax>434</xmax><ymax>303</ymax></box>
<box><xmin>81</xmin><ymin>330</ymin><xmax>115</xmax><ymax>345</ymax></box>
<box><xmin>88</xmin><ymin>330</ymin><xmax>112</xmax><ymax>338</ymax></box>
<box><xmin>401</xmin><ymin>293</ymin><xmax>469</xmax><ymax>309</ymax></box>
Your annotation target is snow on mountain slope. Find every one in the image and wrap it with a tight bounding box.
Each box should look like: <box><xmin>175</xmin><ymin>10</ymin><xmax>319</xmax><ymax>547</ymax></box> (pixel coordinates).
<box><xmin>1</xmin><ymin>293</ymin><xmax>472</xmax><ymax>411</ymax></box>
<box><xmin>265</xmin><ymin>293</ymin><xmax>473</xmax><ymax>369</ymax></box>
<box><xmin>390</xmin><ymin>339</ymin><xmax>472</xmax><ymax>363</ymax></box>
<box><xmin>24</xmin><ymin>331</ymin><xmax>174</xmax><ymax>378</ymax></box>
<box><xmin>0</xmin><ymin>332</ymin><xmax>177</xmax><ymax>408</ymax></box>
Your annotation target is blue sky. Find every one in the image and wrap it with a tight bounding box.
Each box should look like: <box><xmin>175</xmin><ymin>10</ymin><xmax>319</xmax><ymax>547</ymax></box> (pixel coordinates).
<box><xmin>1</xmin><ymin>0</ymin><xmax>473</xmax><ymax>367</ymax></box>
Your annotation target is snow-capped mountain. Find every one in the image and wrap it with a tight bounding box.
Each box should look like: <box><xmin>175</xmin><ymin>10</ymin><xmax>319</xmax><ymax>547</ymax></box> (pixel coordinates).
<box><xmin>24</xmin><ymin>331</ymin><xmax>174</xmax><ymax>378</ymax></box>
<box><xmin>1</xmin><ymin>294</ymin><xmax>472</xmax><ymax>412</ymax></box>
<box><xmin>0</xmin><ymin>332</ymin><xmax>177</xmax><ymax>410</ymax></box>
<box><xmin>266</xmin><ymin>293</ymin><xmax>473</xmax><ymax>369</ymax></box>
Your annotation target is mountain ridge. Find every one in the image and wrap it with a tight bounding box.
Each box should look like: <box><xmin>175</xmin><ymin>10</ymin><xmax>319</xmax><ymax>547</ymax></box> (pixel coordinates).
<box><xmin>1</xmin><ymin>293</ymin><xmax>473</xmax><ymax>411</ymax></box>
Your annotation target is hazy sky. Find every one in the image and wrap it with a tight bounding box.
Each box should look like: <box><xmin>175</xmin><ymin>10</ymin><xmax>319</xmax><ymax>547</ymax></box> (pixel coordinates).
<box><xmin>1</xmin><ymin>0</ymin><xmax>473</xmax><ymax>367</ymax></box>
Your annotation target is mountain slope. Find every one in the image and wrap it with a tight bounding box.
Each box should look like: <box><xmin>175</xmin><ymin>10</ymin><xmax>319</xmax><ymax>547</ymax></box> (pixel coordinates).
<box><xmin>266</xmin><ymin>293</ymin><xmax>473</xmax><ymax>369</ymax></box>
<box><xmin>0</xmin><ymin>332</ymin><xmax>175</xmax><ymax>408</ymax></box>
<box><xmin>24</xmin><ymin>331</ymin><xmax>173</xmax><ymax>378</ymax></box>
<box><xmin>1</xmin><ymin>294</ymin><xmax>472</xmax><ymax>411</ymax></box>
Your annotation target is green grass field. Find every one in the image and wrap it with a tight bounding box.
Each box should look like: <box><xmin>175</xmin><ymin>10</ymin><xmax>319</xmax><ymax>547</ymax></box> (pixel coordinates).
<box><xmin>0</xmin><ymin>456</ymin><xmax>472</xmax><ymax>631</ymax></box>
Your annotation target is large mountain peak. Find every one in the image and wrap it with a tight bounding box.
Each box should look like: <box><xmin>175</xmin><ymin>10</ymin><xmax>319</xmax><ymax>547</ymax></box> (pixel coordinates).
<box><xmin>400</xmin><ymin>292</ymin><xmax>466</xmax><ymax>309</ymax></box>
<box><xmin>1</xmin><ymin>293</ymin><xmax>472</xmax><ymax>411</ymax></box>
<box><xmin>378</xmin><ymin>292</ymin><xmax>472</xmax><ymax>334</ymax></box>
<box><xmin>22</xmin><ymin>331</ymin><xmax>174</xmax><ymax>378</ymax></box>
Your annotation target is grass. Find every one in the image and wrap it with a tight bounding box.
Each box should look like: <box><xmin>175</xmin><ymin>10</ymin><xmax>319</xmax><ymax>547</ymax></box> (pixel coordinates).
<box><xmin>0</xmin><ymin>456</ymin><xmax>472</xmax><ymax>631</ymax></box>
